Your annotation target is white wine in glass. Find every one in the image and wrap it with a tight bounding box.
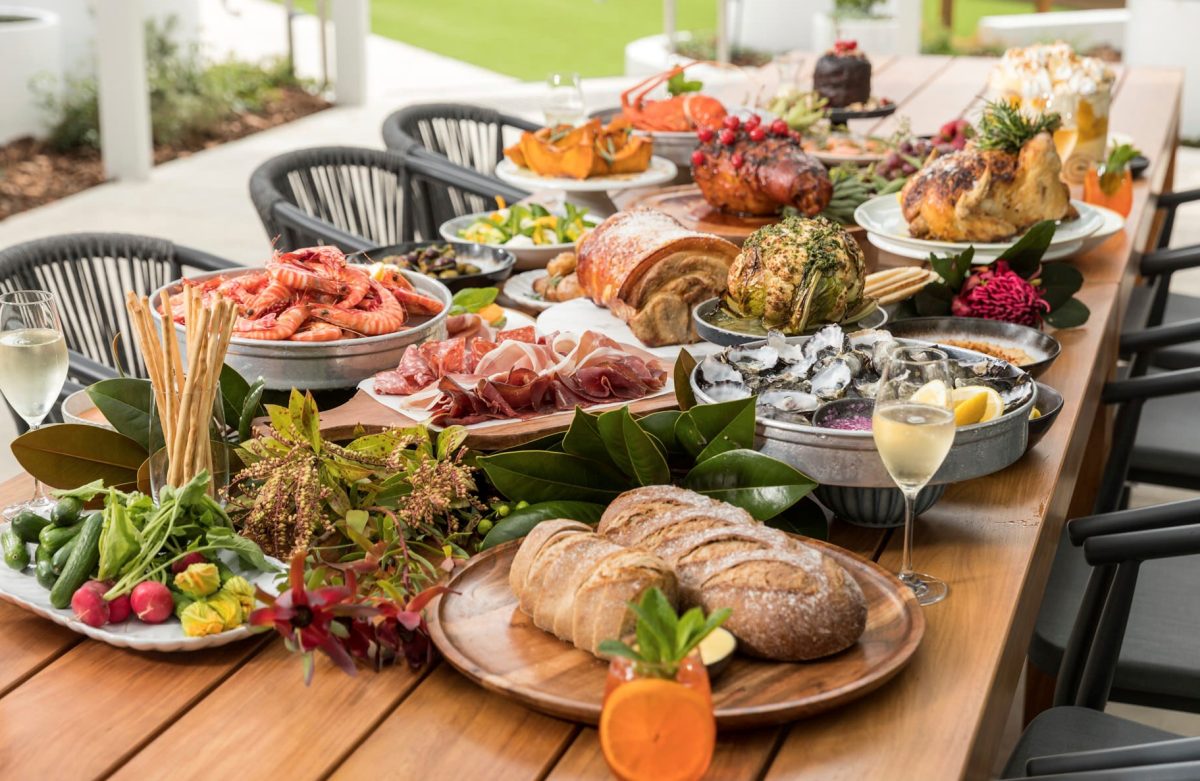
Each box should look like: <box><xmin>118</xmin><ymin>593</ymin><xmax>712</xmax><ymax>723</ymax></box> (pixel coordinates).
<box><xmin>872</xmin><ymin>347</ymin><xmax>956</xmax><ymax>605</ymax></box>
<box><xmin>0</xmin><ymin>290</ymin><xmax>69</xmax><ymax>516</ymax></box>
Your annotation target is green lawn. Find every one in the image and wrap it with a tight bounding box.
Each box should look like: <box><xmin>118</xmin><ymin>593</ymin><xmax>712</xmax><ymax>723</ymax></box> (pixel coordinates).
<box><xmin>288</xmin><ymin>0</ymin><xmax>1059</xmax><ymax>81</ymax></box>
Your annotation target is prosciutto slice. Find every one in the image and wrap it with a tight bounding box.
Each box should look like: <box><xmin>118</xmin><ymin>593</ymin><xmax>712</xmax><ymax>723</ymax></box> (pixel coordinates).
<box><xmin>371</xmin><ymin>329</ymin><xmax>668</xmax><ymax>425</ymax></box>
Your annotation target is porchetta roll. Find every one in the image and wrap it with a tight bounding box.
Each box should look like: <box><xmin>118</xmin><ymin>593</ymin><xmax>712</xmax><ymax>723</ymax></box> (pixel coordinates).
<box><xmin>576</xmin><ymin>208</ymin><xmax>740</xmax><ymax>347</ymax></box>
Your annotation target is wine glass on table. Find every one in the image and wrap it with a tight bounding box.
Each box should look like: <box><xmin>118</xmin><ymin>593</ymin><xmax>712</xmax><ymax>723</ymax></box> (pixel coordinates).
<box><xmin>872</xmin><ymin>346</ymin><xmax>956</xmax><ymax>606</ymax></box>
<box><xmin>543</xmin><ymin>71</ymin><xmax>585</xmax><ymax>127</ymax></box>
<box><xmin>0</xmin><ymin>290</ymin><xmax>69</xmax><ymax>517</ymax></box>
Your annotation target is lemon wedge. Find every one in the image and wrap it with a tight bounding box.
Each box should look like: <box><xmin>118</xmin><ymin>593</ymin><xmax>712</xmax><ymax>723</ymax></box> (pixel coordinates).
<box><xmin>951</xmin><ymin>386</ymin><xmax>1004</xmax><ymax>425</ymax></box>
<box><xmin>1030</xmin><ymin>407</ymin><xmax>1042</xmax><ymax>420</ymax></box>
<box><xmin>912</xmin><ymin>379</ymin><xmax>952</xmax><ymax>408</ymax></box>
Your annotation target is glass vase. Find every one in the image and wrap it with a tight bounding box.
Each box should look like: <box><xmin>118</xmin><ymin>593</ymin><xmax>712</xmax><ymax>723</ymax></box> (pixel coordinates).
<box><xmin>147</xmin><ymin>391</ymin><xmax>229</xmax><ymax>500</ymax></box>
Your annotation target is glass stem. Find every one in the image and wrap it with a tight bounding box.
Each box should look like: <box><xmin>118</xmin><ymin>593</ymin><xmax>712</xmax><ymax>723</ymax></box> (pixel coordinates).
<box><xmin>27</xmin><ymin>422</ymin><xmax>45</xmax><ymax>502</ymax></box>
<box><xmin>900</xmin><ymin>486</ymin><xmax>918</xmax><ymax>579</ymax></box>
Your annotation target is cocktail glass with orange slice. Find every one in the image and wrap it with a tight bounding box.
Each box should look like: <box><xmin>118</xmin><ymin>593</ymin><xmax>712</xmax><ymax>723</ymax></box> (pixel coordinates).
<box><xmin>600</xmin><ymin>655</ymin><xmax>715</xmax><ymax>781</ymax></box>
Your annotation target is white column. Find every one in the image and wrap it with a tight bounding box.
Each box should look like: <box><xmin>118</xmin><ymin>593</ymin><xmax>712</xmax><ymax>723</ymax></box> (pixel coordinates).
<box><xmin>663</xmin><ymin>0</ymin><xmax>677</xmax><ymax>53</ymax></box>
<box><xmin>332</xmin><ymin>0</ymin><xmax>369</xmax><ymax>105</ymax></box>
<box><xmin>715</xmin><ymin>0</ymin><xmax>729</xmax><ymax>63</ymax></box>
<box><xmin>892</xmin><ymin>0</ymin><xmax>921</xmax><ymax>57</ymax></box>
<box><xmin>94</xmin><ymin>0</ymin><xmax>153</xmax><ymax>181</ymax></box>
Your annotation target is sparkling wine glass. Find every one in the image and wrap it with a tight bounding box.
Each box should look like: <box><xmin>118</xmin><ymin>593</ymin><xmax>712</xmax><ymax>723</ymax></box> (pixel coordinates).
<box><xmin>872</xmin><ymin>346</ymin><xmax>956</xmax><ymax>605</ymax></box>
<box><xmin>543</xmin><ymin>71</ymin><xmax>585</xmax><ymax>127</ymax></box>
<box><xmin>0</xmin><ymin>290</ymin><xmax>69</xmax><ymax>516</ymax></box>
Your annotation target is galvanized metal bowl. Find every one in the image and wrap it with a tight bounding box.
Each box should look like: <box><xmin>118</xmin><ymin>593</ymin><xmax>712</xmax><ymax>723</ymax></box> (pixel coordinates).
<box><xmin>689</xmin><ymin>335</ymin><xmax>1034</xmax><ymax>488</ymax></box>
<box><xmin>150</xmin><ymin>267</ymin><xmax>451</xmax><ymax>391</ymax></box>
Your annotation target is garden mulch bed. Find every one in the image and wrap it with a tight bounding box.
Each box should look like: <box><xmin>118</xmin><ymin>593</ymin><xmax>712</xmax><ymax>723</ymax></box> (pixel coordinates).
<box><xmin>0</xmin><ymin>86</ymin><xmax>330</xmax><ymax>221</ymax></box>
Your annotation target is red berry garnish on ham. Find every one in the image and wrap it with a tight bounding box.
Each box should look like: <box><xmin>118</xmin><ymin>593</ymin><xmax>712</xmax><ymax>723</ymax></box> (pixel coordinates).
<box><xmin>697</xmin><ymin>127</ymin><xmax>714</xmax><ymax>142</ymax></box>
<box><xmin>769</xmin><ymin>119</ymin><xmax>788</xmax><ymax>137</ymax></box>
<box><xmin>744</xmin><ymin>114</ymin><xmax>761</xmax><ymax>130</ymax></box>
<box><xmin>731</xmin><ymin>152</ymin><xmax>745</xmax><ymax>169</ymax></box>
<box><xmin>749</xmin><ymin>127</ymin><xmax>766</xmax><ymax>142</ymax></box>
<box><xmin>719</xmin><ymin>128</ymin><xmax>736</xmax><ymax>145</ymax></box>
<box><xmin>690</xmin><ymin>149</ymin><xmax>706</xmax><ymax>166</ymax></box>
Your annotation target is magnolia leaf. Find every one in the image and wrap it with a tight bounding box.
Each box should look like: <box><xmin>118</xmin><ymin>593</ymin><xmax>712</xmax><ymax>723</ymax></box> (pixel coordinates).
<box><xmin>502</xmin><ymin>430</ymin><xmax>565</xmax><ymax>452</ymax></box>
<box><xmin>638</xmin><ymin>410</ymin><xmax>681</xmax><ymax>453</ymax></box>
<box><xmin>86</xmin><ymin>378</ymin><xmax>153</xmax><ymax>450</ymax></box>
<box><xmin>674</xmin><ymin>412</ymin><xmax>705</xmax><ymax>460</ymax></box>
<box><xmin>479</xmin><ymin>500</ymin><xmax>606</xmax><ymax>549</ymax></box>
<box><xmin>914</xmin><ymin>283</ymin><xmax>954</xmax><ymax>317</ymax></box>
<box><xmin>219</xmin><ymin>364</ymin><xmax>251</xmax><ymax>429</ymax></box>
<box><xmin>674</xmin><ymin>350</ymin><xmax>698</xmax><ymax>411</ymax></box>
<box><xmin>1043</xmin><ymin>297</ymin><xmax>1090</xmax><ymax>329</ymax></box>
<box><xmin>597</xmin><ymin>408</ymin><xmax>669</xmax><ymax>486</ymax></box>
<box><xmin>136</xmin><ymin>457</ymin><xmax>152</xmax><ymax>496</ymax></box>
<box><xmin>478</xmin><ymin>451</ymin><xmax>628</xmax><ymax>503</ymax></box>
<box><xmin>929</xmin><ymin>247</ymin><xmax>973</xmax><ymax>289</ymax></box>
<box><xmin>766</xmin><ymin>497</ymin><xmax>830</xmax><ymax>541</ymax></box>
<box><xmin>693</xmin><ymin>396</ymin><xmax>756</xmax><ymax>463</ymax></box>
<box><xmin>238</xmin><ymin>379</ymin><xmax>265</xmax><ymax>443</ymax></box>
<box><xmin>683</xmin><ymin>448</ymin><xmax>817</xmax><ymax>519</ymax></box>
<box><xmin>562</xmin><ymin>408</ymin><xmax>610</xmax><ymax>464</ymax></box>
<box><xmin>11</xmin><ymin>424</ymin><xmax>145</xmax><ymax>489</ymax></box>
<box><xmin>999</xmin><ymin>221</ymin><xmax>1055</xmax><ymax>277</ymax></box>
<box><xmin>1037</xmin><ymin>263</ymin><xmax>1084</xmax><ymax>310</ymax></box>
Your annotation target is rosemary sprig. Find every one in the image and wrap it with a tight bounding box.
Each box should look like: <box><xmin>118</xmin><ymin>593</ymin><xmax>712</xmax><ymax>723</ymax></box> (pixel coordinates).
<box><xmin>975</xmin><ymin>100</ymin><xmax>1061</xmax><ymax>153</ymax></box>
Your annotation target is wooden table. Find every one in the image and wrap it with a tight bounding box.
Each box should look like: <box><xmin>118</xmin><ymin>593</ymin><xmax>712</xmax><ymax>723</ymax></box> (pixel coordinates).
<box><xmin>0</xmin><ymin>56</ymin><xmax>1182</xmax><ymax>780</ymax></box>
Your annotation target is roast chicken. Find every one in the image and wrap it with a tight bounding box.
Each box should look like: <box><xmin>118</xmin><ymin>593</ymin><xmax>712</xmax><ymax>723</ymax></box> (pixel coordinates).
<box><xmin>576</xmin><ymin>208</ymin><xmax>740</xmax><ymax>346</ymax></box>
<box><xmin>899</xmin><ymin>131</ymin><xmax>1071</xmax><ymax>243</ymax></box>
<box><xmin>693</xmin><ymin>133</ymin><xmax>832</xmax><ymax>217</ymax></box>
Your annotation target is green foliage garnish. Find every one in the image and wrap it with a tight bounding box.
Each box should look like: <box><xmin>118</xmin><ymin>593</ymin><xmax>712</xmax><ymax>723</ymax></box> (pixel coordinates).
<box><xmin>598</xmin><ymin>587</ymin><xmax>730</xmax><ymax>675</ymax></box>
<box><xmin>448</xmin><ymin>287</ymin><xmax>499</xmax><ymax>315</ymax></box>
<box><xmin>1100</xmin><ymin>143</ymin><xmax>1142</xmax><ymax>195</ymax></box>
<box><xmin>975</xmin><ymin>100</ymin><xmax>1061</xmax><ymax>153</ymax></box>
<box><xmin>666</xmin><ymin>71</ymin><xmax>703</xmax><ymax>97</ymax></box>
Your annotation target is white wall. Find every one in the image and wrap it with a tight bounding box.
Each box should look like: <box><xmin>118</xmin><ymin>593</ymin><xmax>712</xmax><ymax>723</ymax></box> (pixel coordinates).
<box><xmin>1125</xmin><ymin>0</ymin><xmax>1198</xmax><ymax>136</ymax></box>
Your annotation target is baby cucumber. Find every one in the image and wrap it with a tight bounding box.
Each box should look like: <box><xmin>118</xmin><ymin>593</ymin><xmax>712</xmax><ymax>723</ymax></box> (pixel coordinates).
<box><xmin>51</xmin><ymin>535</ymin><xmax>79</xmax><ymax>573</ymax></box>
<box><xmin>49</xmin><ymin>512</ymin><xmax>102</xmax><ymax>609</ymax></box>
<box><xmin>34</xmin><ymin>559</ymin><xmax>58</xmax><ymax>589</ymax></box>
<box><xmin>11</xmin><ymin>510</ymin><xmax>50</xmax><ymax>543</ymax></box>
<box><xmin>2</xmin><ymin>529</ymin><xmax>29</xmax><ymax>570</ymax></box>
<box><xmin>38</xmin><ymin>521</ymin><xmax>81</xmax><ymax>555</ymax></box>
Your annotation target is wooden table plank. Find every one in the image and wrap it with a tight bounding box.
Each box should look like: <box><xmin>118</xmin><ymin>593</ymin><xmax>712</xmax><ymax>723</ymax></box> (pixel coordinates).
<box><xmin>0</xmin><ymin>638</ymin><xmax>265</xmax><ymax>779</ymax></box>
<box><xmin>869</xmin><ymin>56</ymin><xmax>995</xmax><ymax>138</ymax></box>
<box><xmin>111</xmin><ymin>642</ymin><xmax>429</xmax><ymax>781</ymax></box>
<box><xmin>851</xmin><ymin>55</ymin><xmax>955</xmax><ymax>137</ymax></box>
<box><xmin>331</xmin><ymin>664</ymin><xmax>578</xmax><ymax>781</ymax></box>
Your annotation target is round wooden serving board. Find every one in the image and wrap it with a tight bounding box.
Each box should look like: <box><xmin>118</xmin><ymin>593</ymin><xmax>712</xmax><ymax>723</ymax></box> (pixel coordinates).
<box><xmin>427</xmin><ymin>537</ymin><xmax>925</xmax><ymax>729</ymax></box>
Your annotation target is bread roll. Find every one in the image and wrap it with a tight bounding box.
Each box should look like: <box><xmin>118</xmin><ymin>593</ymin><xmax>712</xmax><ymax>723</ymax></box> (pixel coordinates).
<box><xmin>509</xmin><ymin>520</ymin><xmax>676</xmax><ymax>656</ymax></box>
<box><xmin>597</xmin><ymin>486</ymin><xmax>868</xmax><ymax>661</ymax></box>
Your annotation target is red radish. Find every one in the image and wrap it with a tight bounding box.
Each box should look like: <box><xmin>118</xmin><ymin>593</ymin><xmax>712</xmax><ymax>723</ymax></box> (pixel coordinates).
<box><xmin>130</xmin><ymin>581</ymin><xmax>172</xmax><ymax>623</ymax></box>
<box><xmin>107</xmin><ymin>593</ymin><xmax>132</xmax><ymax>623</ymax></box>
<box><xmin>171</xmin><ymin>552</ymin><xmax>207</xmax><ymax>574</ymax></box>
<box><xmin>72</xmin><ymin>586</ymin><xmax>109</xmax><ymax>627</ymax></box>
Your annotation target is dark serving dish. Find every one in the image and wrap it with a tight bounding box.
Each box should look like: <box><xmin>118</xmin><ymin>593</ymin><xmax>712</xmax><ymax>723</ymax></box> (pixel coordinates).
<box><xmin>1027</xmin><ymin>382</ymin><xmax>1064</xmax><ymax>452</ymax></box>
<box><xmin>361</xmin><ymin>241</ymin><xmax>515</xmax><ymax>293</ymax></box>
<box><xmin>829</xmin><ymin>102</ymin><xmax>896</xmax><ymax>126</ymax></box>
<box><xmin>883</xmin><ymin>316</ymin><xmax>1061</xmax><ymax>378</ymax></box>
<box><xmin>693</xmin><ymin>296</ymin><xmax>888</xmax><ymax>347</ymax></box>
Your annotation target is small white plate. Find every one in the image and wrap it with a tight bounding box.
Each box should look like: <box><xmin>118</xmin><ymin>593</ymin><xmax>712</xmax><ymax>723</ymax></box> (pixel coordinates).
<box><xmin>495</xmin><ymin>156</ymin><xmax>678</xmax><ymax>193</ymax></box>
<box><xmin>1077</xmin><ymin>204</ymin><xmax>1126</xmax><ymax>253</ymax></box>
<box><xmin>866</xmin><ymin>231</ymin><xmax>1084</xmax><ymax>263</ymax></box>
<box><xmin>536</xmin><ymin>298</ymin><xmax>723</xmax><ymax>361</ymax></box>
<box><xmin>501</xmin><ymin>269</ymin><xmax>554</xmax><ymax>312</ymax></box>
<box><xmin>497</xmin><ymin>308</ymin><xmax>536</xmax><ymax>330</ymax></box>
<box><xmin>0</xmin><ymin>528</ymin><xmax>282</xmax><ymax>652</ymax></box>
<box><xmin>853</xmin><ymin>195</ymin><xmax>1104</xmax><ymax>252</ymax></box>
<box><xmin>62</xmin><ymin>390</ymin><xmax>114</xmax><ymax>430</ymax></box>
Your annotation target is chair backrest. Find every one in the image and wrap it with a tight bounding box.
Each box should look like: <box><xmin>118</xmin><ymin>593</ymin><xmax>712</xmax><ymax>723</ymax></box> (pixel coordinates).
<box><xmin>0</xmin><ymin>233</ymin><xmax>236</xmax><ymax>431</ymax></box>
<box><xmin>248</xmin><ymin>146</ymin><xmax>411</xmax><ymax>250</ymax></box>
<box><xmin>382</xmin><ymin>103</ymin><xmax>540</xmax><ymax>175</ymax></box>
<box><xmin>404</xmin><ymin>149</ymin><xmax>530</xmax><ymax>241</ymax></box>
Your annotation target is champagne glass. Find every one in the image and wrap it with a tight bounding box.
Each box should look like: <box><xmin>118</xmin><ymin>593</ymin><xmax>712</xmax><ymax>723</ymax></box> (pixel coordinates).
<box><xmin>0</xmin><ymin>290</ymin><xmax>69</xmax><ymax>516</ymax></box>
<box><xmin>543</xmin><ymin>71</ymin><xmax>585</xmax><ymax>127</ymax></box>
<box><xmin>872</xmin><ymin>346</ymin><xmax>956</xmax><ymax>605</ymax></box>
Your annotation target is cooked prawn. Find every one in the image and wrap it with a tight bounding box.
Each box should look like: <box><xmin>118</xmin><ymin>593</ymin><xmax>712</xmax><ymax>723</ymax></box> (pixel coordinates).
<box><xmin>312</xmin><ymin>279</ymin><xmax>407</xmax><ymax>336</ymax></box>
<box><xmin>234</xmin><ymin>304</ymin><xmax>309</xmax><ymax>341</ymax></box>
<box><xmin>288</xmin><ymin>321</ymin><xmax>343</xmax><ymax>342</ymax></box>
<box><xmin>335</xmin><ymin>265</ymin><xmax>371</xmax><ymax>309</ymax></box>
<box><xmin>267</xmin><ymin>246</ymin><xmax>348</xmax><ymax>296</ymax></box>
<box><xmin>245</xmin><ymin>279</ymin><xmax>293</xmax><ymax>317</ymax></box>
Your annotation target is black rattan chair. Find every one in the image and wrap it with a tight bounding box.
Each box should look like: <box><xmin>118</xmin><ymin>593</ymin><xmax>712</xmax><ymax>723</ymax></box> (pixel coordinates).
<box><xmin>381</xmin><ymin>103</ymin><xmax>539</xmax><ymax>175</ymax></box>
<box><xmin>248</xmin><ymin>146</ymin><xmax>411</xmax><ymax>252</ymax></box>
<box><xmin>0</xmin><ymin>233</ymin><xmax>236</xmax><ymax>432</ymax></box>
<box><xmin>1002</xmin><ymin>509</ymin><xmax>1200</xmax><ymax>778</ymax></box>
<box><xmin>404</xmin><ymin>149</ymin><xmax>528</xmax><ymax>241</ymax></box>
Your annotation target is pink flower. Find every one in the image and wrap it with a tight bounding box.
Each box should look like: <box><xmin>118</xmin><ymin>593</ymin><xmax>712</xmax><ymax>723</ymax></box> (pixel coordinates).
<box><xmin>951</xmin><ymin>261</ymin><xmax>1050</xmax><ymax>327</ymax></box>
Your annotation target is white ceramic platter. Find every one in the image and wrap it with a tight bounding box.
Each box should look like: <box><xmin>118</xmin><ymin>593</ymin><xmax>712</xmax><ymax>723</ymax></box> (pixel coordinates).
<box><xmin>853</xmin><ymin>195</ymin><xmax>1104</xmax><ymax>252</ymax></box>
<box><xmin>495</xmin><ymin>156</ymin><xmax>678</xmax><ymax>193</ymax></box>
<box><xmin>865</xmin><ymin>231</ymin><xmax>1084</xmax><ymax>264</ymax></box>
<box><xmin>500</xmin><ymin>269</ymin><xmax>554</xmax><ymax>313</ymax></box>
<box><xmin>0</xmin><ymin>526</ymin><xmax>283</xmax><ymax>652</ymax></box>
<box><xmin>536</xmin><ymin>298</ymin><xmax>723</xmax><ymax>361</ymax></box>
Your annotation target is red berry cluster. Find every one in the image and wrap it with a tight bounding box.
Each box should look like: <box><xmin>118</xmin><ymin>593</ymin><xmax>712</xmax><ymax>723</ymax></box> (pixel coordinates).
<box><xmin>833</xmin><ymin>39</ymin><xmax>858</xmax><ymax>54</ymax></box>
<box><xmin>691</xmin><ymin>114</ymin><xmax>794</xmax><ymax>170</ymax></box>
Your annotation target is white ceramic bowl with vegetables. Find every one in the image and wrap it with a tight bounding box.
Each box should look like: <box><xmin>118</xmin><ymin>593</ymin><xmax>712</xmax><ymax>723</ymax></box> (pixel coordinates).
<box><xmin>439</xmin><ymin>202</ymin><xmax>598</xmax><ymax>270</ymax></box>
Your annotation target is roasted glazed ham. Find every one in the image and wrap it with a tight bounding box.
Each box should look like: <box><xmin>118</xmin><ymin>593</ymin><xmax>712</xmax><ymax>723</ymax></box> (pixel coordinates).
<box><xmin>372</xmin><ymin>328</ymin><xmax>667</xmax><ymax>426</ymax></box>
<box><xmin>692</xmin><ymin>117</ymin><xmax>832</xmax><ymax>217</ymax></box>
<box><xmin>900</xmin><ymin>102</ymin><xmax>1072</xmax><ymax>242</ymax></box>
<box><xmin>576</xmin><ymin>208</ymin><xmax>739</xmax><ymax>346</ymax></box>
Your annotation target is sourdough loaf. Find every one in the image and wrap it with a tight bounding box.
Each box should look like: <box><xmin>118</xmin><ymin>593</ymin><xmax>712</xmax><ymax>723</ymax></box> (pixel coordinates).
<box><xmin>598</xmin><ymin>486</ymin><xmax>867</xmax><ymax>661</ymax></box>
<box><xmin>509</xmin><ymin>519</ymin><xmax>677</xmax><ymax>656</ymax></box>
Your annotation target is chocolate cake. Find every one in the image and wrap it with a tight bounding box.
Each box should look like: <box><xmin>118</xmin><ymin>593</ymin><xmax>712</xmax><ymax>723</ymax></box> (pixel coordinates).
<box><xmin>813</xmin><ymin>40</ymin><xmax>872</xmax><ymax>108</ymax></box>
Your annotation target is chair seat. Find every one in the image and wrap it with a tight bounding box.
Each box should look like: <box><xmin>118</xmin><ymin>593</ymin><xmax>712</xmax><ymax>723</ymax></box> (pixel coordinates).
<box><xmin>1031</xmin><ymin>526</ymin><xmax>1200</xmax><ymax>711</ymax></box>
<box><xmin>1124</xmin><ymin>285</ymin><xmax>1200</xmax><ymax>370</ymax></box>
<box><xmin>1002</xmin><ymin>706</ymin><xmax>1179</xmax><ymax>778</ymax></box>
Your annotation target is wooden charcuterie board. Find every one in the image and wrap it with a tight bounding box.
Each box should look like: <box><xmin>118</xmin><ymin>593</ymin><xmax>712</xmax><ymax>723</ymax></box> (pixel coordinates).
<box><xmin>317</xmin><ymin>390</ymin><xmax>679</xmax><ymax>450</ymax></box>
<box><xmin>426</xmin><ymin>538</ymin><xmax>925</xmax><ymax>729</ymax></box>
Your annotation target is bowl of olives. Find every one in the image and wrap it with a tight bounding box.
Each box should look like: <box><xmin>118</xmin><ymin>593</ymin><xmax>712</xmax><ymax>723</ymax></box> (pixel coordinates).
<box><xmin>365</xmin><ymin>241</ymin><xmax>515</xmax><ymax>293</ymax></box>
